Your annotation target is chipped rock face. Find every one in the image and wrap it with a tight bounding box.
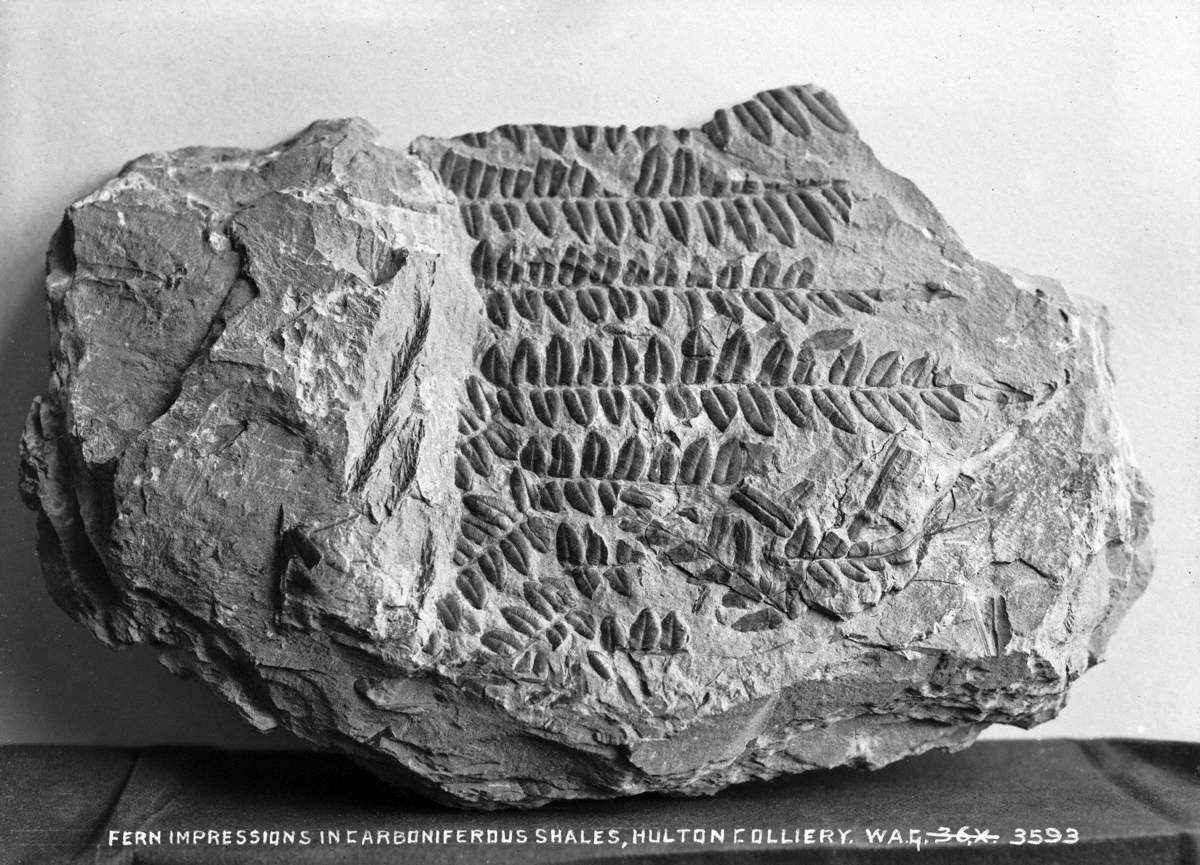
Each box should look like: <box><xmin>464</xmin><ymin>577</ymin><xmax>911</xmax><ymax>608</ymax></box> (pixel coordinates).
<box><xmin>20</xmin><ymin>87</ymin><xmax>1152</xmax><ymax>808</ymax></box>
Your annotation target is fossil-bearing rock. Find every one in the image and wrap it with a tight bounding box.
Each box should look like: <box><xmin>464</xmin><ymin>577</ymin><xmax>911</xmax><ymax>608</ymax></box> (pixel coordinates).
<box><xmin>20</xmin><ymin>86</ymin><xmax>1152</xmax><ymax>808</ymax></box>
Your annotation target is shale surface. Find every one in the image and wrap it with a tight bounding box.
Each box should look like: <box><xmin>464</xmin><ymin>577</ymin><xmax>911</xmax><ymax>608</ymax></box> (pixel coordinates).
<box><xmin>20</xmin><ymin>87</ymin><xmax>1152</xmax><ymax>807</ymax></box>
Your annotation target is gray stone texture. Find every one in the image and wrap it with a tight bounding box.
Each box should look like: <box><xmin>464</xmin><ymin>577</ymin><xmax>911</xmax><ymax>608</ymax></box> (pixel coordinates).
<box><xmin>20</xmin><ymin>87</ymin><xmax>1152</xmax><ymax>808</ymax></box>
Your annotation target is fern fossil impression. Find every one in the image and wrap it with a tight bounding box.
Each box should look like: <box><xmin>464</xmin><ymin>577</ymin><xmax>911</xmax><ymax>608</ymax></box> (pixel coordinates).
<box><xmin>21</xmin><ymin>86</ymin><xmax>1151</xmax><ymax>807</ymax></box>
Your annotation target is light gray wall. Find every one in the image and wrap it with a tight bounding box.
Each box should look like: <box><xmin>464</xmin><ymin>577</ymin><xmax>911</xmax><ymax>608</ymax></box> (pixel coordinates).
<box><xmin>1</xmin><ymin>0</ymin><xmax>1196</xmax><ymax>748</ymax></box>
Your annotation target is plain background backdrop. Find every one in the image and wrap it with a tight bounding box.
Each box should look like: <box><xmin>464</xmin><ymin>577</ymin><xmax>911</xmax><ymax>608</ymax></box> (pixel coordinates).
<box><xmin>0</xmin><ymin>0</ymin><xmax>1196</xmax><ymax>750</ymax></box>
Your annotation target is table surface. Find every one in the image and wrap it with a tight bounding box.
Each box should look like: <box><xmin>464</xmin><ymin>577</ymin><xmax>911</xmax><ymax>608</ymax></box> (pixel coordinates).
<box><xmin>1</xmin><ymin>739</ymin><xmax>1197</xmax><ymax>864</ymax></box>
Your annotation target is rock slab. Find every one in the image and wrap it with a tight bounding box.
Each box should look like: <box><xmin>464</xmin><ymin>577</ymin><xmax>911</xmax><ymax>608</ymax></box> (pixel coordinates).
<box><xmin>20</xmin><ymin>86</ymin><xmax>1153</xmax><ymax>808</ymax></box>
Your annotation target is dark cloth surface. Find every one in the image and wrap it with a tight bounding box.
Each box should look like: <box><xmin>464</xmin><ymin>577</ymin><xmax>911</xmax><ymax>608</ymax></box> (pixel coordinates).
<box><xmin>0</xmin><ymin>739</ymin><xmax>1197</xmax><ymax>864</ymax></box>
